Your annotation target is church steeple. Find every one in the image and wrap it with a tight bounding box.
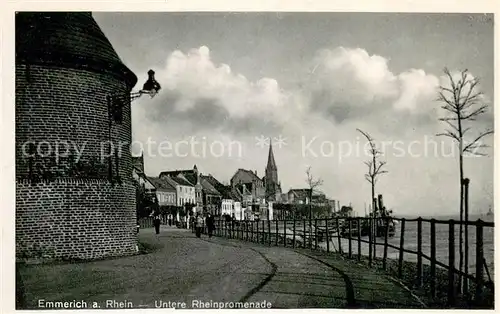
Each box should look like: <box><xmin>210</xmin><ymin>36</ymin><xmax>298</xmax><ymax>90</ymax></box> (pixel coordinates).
<box><xmin>265</xmin><ymin>138</ymin><xmax>281</xmax><ymax>202</ymax></box>
<box><xmin>266</xmin><ymin>139</ymin><xmax>277</xmax><ymax>171</ymax></box>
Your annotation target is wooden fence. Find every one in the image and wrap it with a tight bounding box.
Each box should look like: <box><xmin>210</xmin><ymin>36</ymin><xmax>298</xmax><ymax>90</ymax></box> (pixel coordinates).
<box><xmin>212</xmin><ymin>216</ymin><xmax>494</xmax><ymax>308</ymax></box>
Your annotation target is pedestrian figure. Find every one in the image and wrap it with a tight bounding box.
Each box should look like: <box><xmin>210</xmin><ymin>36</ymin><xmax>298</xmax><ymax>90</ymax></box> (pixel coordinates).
<box><xmin>231</xmin><ymin>213</ymin><xmax>236</xmax><ymax>238</ymax></box>
<box><xmin>206</xmin><ymin>213</ymin><xmax>215</xmax><ymax>238</ymax></box>
<box><xmin>225</xmin><ymin>214</ymin><xmax>232</xmax><ymax>238</ymax></box>
<box><xmin>195</xmin><ymin>213</ymin><xmax>204</xmax><ymax>238</ymax></box>
<box><xmin>152</xmin><ymin>209</ymin><xmax>161</xmax><ymax>235</ymax></box>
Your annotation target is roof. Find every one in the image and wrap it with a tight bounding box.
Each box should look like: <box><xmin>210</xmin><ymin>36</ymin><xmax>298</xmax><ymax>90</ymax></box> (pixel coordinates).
<box><xmin>146</xmin><ymin>177</ymin><xmax>176</xmax><ymax>192</ymax></box>
<box><xmin>200</xmin><ymin>177</ymin><xmax>221</xmax><ymax>195</ymax></box>
<box><xmin>170</xmin><ymin>176</ymin><xmax>194</xmax><ymax>187</ymax></box>
<box><xmin>15</xmin><ymin>12</ymin><xmax>137</xmax><ymax>87</ymax></box>
<box><xmin>231</xmin><ymin>168</ymin><xmax>263</xmax><ymax>184</ymax></box>
<box><xmin>159</xmin><ymin>169</ymin><xmax>198</xmax><ymax>185</ymax></box>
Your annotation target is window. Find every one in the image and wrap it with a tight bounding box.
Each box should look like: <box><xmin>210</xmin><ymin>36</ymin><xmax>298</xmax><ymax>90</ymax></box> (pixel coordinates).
<box><xmin>108</xmin><ymin>96</ymin><xmax>125</xmax><ymax>124</ymax></box>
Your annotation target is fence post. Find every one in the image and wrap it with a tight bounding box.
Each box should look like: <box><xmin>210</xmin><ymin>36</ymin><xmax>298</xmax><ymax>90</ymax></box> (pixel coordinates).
<box><xmin>398</xmin><ymin>218</ymin><xmax>406</xmax><ymax>278</ymax></box>
<box><xmin>268</xmin><ymin>219</ymin><xmax>271</xmax><ymax>246</ymax></box>
<box><xmin>336</xmin><ymin>217</ymin><xmax>342</xmax><ymax>254</ymax></box>
<box><xmin>261</xmin><ymin>220</ymin><xmax>265</xmax><ymax>244</ymax></box>
<box><xmin>430</xmin><ymin>219</ymin><xmax>436</xmax><ymax>299</ymax></box>
<box><xmin>417</xmin><ymin>217</ymin><xmax>423</xmax><ymax>287</ymax></box>
<box><xmin>374</xmin><ymin>217</ymin><xmax>377</xmax><ymax>261</ymax></box>
<box><xmin>314</xmin><ymin>219</ymin><xmax>318</xmax><ymax>250</ymax></box>
<box><xmin>303</xmin><ymin>219</ymin><xmax>307</xmax><ymax>249</ymax></box>
<box><xmin>275</xmin><ymin>220</ymin><xmax>279</xmax><ymax>246</ymax></box>
<box><xmin>325</xmin><ymin>218</ymin><xmax>330</xmax><ymax>253</ymax></box>
<box><xmin>348</xmin><ymin>218</ymin><xmax>352</xmax><ymax>259</ymax></box>
<box><xmin>309</xmin><ymin>216</ymin><xmax>313</xmax><ymax>249</ymax></box>
<box><xmin>357</xmin><ymin>217</ymin><xmax>362</xmax><ymax>261</ymax></box>
<box><xmin>383</xmin><ymin>217</ymin><xmax>389</xmax><ymax>271</ymax></box>
<box><xmin>293</xmin><ymin>219</ymin><xmax>296</xmax><ymax>248</ymax></box>
<box><xmin>475</xmin><ymin>219</ymin><xmax>484</xmax><ymax>305</ymax></box>
<box><xmin>369</xmin><ymin>217</ymin><xmax>373</xmax><ymax>266</ymax></box>
<box><xmin>448</xmin><ymin>219</ymin><xmax>456</xmax><ymax>307</ymax></box>
<box><xmin>256</xmin><ymin>220</ymin><xmax>259</xmax><ymax>243</ymax></box>
<box><xmin>284</xmin><ymin>220</ymin><xmax>287</xmax><ymax>247</ymax></box>
<box><xmin>245</xmin><ymin>221</ymin><xmax>248</xmax><ymax>241</ymax></box>
<box><xmin>464</xmin><ymin>178</ymin><xmax>470</xmax><ymax>297</ymax></box>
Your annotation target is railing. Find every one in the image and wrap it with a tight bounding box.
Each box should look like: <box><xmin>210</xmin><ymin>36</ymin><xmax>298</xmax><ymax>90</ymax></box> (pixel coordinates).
<box><xmin>212</xmin><ymin>217</ymin><xmax>494</xmax><ymax>308</ymax></box>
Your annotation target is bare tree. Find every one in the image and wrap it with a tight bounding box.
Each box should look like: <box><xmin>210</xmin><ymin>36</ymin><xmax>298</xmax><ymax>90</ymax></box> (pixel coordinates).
<box><xmin>357</xmin><ymin>129</ymin><xmax>388</xmax><ymax>216</ymax></box>
<box><xmin>357</xmin><ymin>129</ymin><xmax>388</xmax><ymax>259</ymax></box>
<box><xmin>306</xmin><ymin>166</ymin><xmax>324</xmax><ymax>218</ymax></box>
<box><xmin>437</xmin><ymin>68</ymin><xmax>493</xmax><ymax>292</ymax></box>
<box><xmin>305</xmin><ymin>166</ymin><xmax>323</xmax><ymax>247</ymax></box>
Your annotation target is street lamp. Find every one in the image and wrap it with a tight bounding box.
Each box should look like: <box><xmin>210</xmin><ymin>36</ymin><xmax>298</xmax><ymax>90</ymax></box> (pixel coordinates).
<box><xmin>107</xmin><ymin>69</ymin><xmax>161</xmax><ymax>184</ymax></box>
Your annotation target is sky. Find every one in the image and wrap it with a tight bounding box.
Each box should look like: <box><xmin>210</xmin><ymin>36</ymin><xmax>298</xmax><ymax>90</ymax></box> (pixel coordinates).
<box><xmin>93</xmin><ymin>12</ymin><xmax>494</xmax><ymax>217</ymax></box>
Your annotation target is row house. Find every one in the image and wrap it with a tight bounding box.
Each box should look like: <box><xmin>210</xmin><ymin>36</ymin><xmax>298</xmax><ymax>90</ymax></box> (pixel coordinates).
<box><xmin>200</xmin><ymin>175</ymin><xmax>222</xmax><ymax>215</ymax></box>
<box><xmin>160</xmin><ymin>165</ymin><xmax>201</xmax><ymax>207</ymax></box>
<box><xmin>146</xmin><ymin>177</ymin><xmax>177</xmax><ymax>206</ymax></box>
<box><xmin>159</xmin><ymin>165</ymin><xmax>223</xmax><ymax>215</ymax></box>
<box><xmin>230</xmin><ymin>168</ymin><xmax>265</xmax><ymax>206</ymax></box>
<box><xmin>162</xmin><ymin>175</ymin><xmax>196</xmax><ymax>207</ymax></box>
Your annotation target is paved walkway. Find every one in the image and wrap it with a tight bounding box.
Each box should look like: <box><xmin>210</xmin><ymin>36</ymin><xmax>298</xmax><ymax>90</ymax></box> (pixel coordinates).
<box><xmin>18</xmin><ymin>226</ymin><xmax>425</xmax><ymax>309</ymax></box>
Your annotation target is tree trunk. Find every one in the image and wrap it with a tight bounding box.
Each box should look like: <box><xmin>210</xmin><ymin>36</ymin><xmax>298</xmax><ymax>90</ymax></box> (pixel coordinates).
<box><xmin>371</xmin><ymin>155</ymin><xmax>376</xmax><ymax>260</ymax></box>
<box><xmin>458</xmin><ymin>116</ymin><xmax>464</xmax><ymax>294</ymax></box>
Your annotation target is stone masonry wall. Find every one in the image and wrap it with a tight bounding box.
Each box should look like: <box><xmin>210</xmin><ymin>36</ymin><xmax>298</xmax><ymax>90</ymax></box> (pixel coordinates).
<box><xmin>16</xmin><ymin>64</ymin><xmax>133</xmax><ymax>181</ymax></box>
<box><xmin>16</xmin><ymin>179</ymin><xmax>137</xmax><ymax>260</ymax></box>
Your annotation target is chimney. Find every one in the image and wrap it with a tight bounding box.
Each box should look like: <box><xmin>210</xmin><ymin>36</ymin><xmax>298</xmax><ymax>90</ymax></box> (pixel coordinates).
<box><xmin>255</xmin><ymin>170</ymin><xmax>257</xmax><ymax>176</ymax></box>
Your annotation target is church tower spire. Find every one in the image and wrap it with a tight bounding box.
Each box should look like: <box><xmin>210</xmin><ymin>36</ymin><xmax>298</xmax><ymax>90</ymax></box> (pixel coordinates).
<box><xmin>265</xmin><ymin>137</ymin><xmax>281</xmax><ymax>202</ymax></box>
<box><xmin>267</xmin><ymin>139</ymin><xmax>277</xmax><ymax>171</ymax></box>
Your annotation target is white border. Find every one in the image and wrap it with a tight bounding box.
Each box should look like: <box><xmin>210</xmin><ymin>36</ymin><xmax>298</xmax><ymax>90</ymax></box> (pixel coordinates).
<box><xmin>1</xmin><ymin>1</ymin><xmax>498</xmax><ymax>313</ymax></box>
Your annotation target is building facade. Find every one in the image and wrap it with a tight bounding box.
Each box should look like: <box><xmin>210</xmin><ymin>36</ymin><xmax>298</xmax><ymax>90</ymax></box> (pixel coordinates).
<box><xmin>163</xmin><ymin>175</ymin><xmax>195</xmax><ymax>207</ymax></box>
<box><xmin>16</xmin><ymin>12</ymin><xmax>138</xmax><ymax>260</ymax></box>
<box><xmin>200</xmin><ymin>175</ymin><xmax>222</xmax><ymax>215</ymax></box>
<box><xmin>231</xmin><ymin>169</ymin><xmax>265</xmax><ymax>205</ymax></box>
<box><xmin>147</xmin><ymin>177</ymin><xmax>177</xmax><ymax>206</ymax></box>
<box><xmin>159</xmin><ymin>165</ymin><xmax>201</xmax><ymax>208</ymax></box>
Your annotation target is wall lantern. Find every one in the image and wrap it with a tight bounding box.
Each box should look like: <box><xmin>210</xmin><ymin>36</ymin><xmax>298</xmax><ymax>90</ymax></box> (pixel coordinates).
<box><xmin>106</xmin><ymin>69</ymin><xmax>161</xmax><ymax>185</ymax></box>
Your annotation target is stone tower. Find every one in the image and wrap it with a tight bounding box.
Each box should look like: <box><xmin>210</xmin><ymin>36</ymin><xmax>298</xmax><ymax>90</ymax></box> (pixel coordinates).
<box><xmin>15</xmin><ymin>12</ymin><xmax>139</xmax><ymax>260</ymax></box>
<box><xmin>265</xmin><ymin>140</ymin><xmax>281</xmax><ymax>202</ymax></box>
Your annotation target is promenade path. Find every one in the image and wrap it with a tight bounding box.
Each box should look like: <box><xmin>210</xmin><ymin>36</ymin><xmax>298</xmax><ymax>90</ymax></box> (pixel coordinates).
<box><xmin>18</xmin><ymin>226</ymin><xmax>426</xmax><ymax>309</ymax></box>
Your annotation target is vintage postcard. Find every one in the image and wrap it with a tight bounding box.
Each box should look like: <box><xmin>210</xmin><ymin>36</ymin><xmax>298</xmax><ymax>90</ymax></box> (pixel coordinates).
<box><xmin>2</xmin><ymin>0</ymin><xmax>498</xmax><ymax>311</ymax></box>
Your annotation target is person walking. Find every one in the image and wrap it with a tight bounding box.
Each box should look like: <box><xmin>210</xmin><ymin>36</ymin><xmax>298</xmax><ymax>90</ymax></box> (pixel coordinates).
<box><xmin>152</xmin><ymin>209</ymin><xmax>161</xmax><ymax>235</ymax></box>
<box><xmin>195</xmin><ymin>213</ymin><xmax>204</xmax><ymax>238</ymax></box>
<box><xmin>225</xmin><ymin>213</ymin><xmax>232</xmax><ymax>238</ymax></box>
<box><xmin>206</xmin><ymin>213</ymin><xmax>215</xmax><ymax>238</ymax></box>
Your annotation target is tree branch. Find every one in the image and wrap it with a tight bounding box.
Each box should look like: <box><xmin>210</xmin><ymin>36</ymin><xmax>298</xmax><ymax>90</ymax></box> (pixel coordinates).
<box><xmin>461</xmin><ymin>105</ymin><xmax>488</xmax><ymax>121</ymax></box>
<box><xmin>437</xmin><ymin>130</ymin><xmax>460</xmax><ymax>142</ymax></box>
<box><xmin>462</xmin><ymin>130</ymin><xmax>494</xmax><ymax>153</ymax></box>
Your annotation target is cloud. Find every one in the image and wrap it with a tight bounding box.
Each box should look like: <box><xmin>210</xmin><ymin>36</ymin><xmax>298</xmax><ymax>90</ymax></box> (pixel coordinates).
<box><xmin>144</xmin><ymin>46</ymin><xmax>294</xmax><ymax>135</ymax></box>
<box><xmin>305</xmin><ymin>47</ymin><xmax>442</xmax><ymax>126</ymax></box>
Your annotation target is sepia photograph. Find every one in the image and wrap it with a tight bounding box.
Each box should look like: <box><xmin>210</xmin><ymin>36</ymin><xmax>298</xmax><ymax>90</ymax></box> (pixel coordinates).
<box><xmin>11</xmin><ymin>7</ymin><xmax>495</xmax><ymax>310</ymax></box>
